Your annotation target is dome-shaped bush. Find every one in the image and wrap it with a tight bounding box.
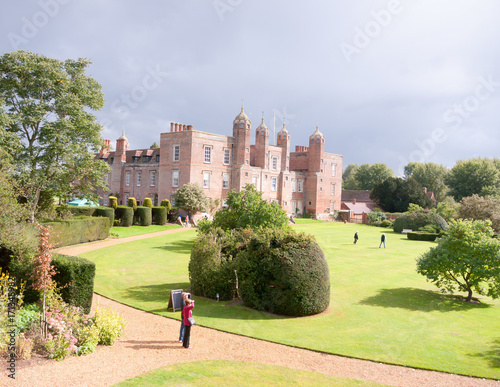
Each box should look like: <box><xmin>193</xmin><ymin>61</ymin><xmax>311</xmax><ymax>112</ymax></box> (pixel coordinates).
<box><xmin>393</xmin><ymin>210</ymin><xmax>447</xmax><ymax>233</ymax></box>
<box><xmin>236</xmin><ymin>229</ymin><xmax>330</xmax><ymax>317</ymax></box>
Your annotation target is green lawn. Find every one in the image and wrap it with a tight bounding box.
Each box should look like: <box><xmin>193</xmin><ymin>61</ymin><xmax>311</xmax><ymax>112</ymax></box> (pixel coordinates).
<box><xmin>113</xmin><ymin>360</ymin><xmax>385</xmax><ymax>386</ymax></box>
<box><xmin>80</xmin><ymin>223</ymin><xmax>500</xmax><ymax>380</ymax></box>
<box><xmin>109</xmin><ymin>224</ymin><xmax>182</xmax><ymax>238</ymax></box>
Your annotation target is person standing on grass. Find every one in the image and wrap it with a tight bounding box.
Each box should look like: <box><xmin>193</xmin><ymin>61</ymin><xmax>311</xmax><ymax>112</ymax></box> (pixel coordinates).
<box><xmin>354</xmin><ymin>231</ymin><xmax>359</xmax><ymax>244</ymax></box>
<box><xmin>178</xmin><ymin>292</ymin><xmax>189</xmax><ymax>343</ymax></box>
<box><xmin>379</xmin><ymin>233</ymin><xmax>386</xmax><ymax>248</ymax></box>
<box><xmin>182</xmin><ymin>298</ymin><xmax>195</xmax><ymax>349</ymax></box>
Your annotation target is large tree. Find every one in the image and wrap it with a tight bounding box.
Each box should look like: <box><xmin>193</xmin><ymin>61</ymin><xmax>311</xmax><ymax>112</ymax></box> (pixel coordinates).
<box><xmin>0</xmin><ymin>50</ymin><xmax>109</xmax><ymax>222</ymax></box>
<box><xmin>342</xmin><ymin>163</ymin><xmax>359</xmax><ymax>190</ymax></box>
<box><xmin>458</xmin><ymin>194</ymin><xmax>500</xmax><ymax>231</ymax></box>
<box><xmin>445</xmin><ymin>158</ymin><xmax>500</xmax><ymax>201</ymax></box>
<box><xmin>404</xmin><ymin>162</ymin><xmax>449</xmax><ymax>202</ymax></box>
<box><xmin>352</xmin><ymin>163</ymin><xmax>393</xmax><ymax>191</ymax></box>
<box><xmin>172</xmin><ymin>183</ymin><xmax>210</xmax><ymax>213</ymax></box>
<box><xmin>370</xmin><ymin>177</ymin><xmax>433</xmax><ymax>213</ymax></box>
<box><xmin>416</xmin><ymin>219</ymin><xmax>500</xmax><ymax>302</ymax></box>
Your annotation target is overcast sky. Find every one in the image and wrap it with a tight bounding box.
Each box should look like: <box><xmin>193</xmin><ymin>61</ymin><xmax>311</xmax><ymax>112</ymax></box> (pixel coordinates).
<box><xmin>1</xmin><ymin>0</ymin><xmax>499</xmax><ymax>176</ymax></box>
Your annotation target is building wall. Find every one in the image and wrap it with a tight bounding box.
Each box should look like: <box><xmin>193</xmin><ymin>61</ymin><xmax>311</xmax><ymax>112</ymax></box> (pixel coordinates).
<box><xmin>96</xmin><ymin>110</ymin><xmax>343</xmax><ymax>219</ymax></box>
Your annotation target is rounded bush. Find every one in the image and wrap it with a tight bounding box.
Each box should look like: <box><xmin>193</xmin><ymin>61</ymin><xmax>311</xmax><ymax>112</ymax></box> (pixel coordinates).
<box><xmin>143</xmin><ymin>197</ymin><xmax>153</xmax><ymax>208</ymax></box>
<box><xmin>407</xmin><ymin>231</ymin><xmax>440</xmax><ymax>241</ymax></box>
<box><xmin>108</xmin><ymin>196</ymin><xmax>118</xmax><ymax>209</ymax></box>
<box><xmin>160</xmin><ymin>199</ymin><xmax>172</xmax><ymax>213</ymax></box>
<box><xmin>152</xmin><ymin>206</ymin><xmax>167</xmax><ymax>225</ymax></box>
<box><xmin>135</xmin><ymin>206</ymin><xmax>152</xmax><ymax>226</ymax></box>
<box><xmin>393</xmin><ymin>210</ymin><xmax>447</xmax><ymax>233</ymax></box>
<box><xmin>127</xmin><ymin>197</ymin><xmax>137</xmax><ymax>211</ymax></box>
<box><xmin>115</xmin><ymin>206</ymin><xmax>134</xmax><ymax>227</ymax></box>
<box><xmin>94</xmin><ymin>207</ymin><xmax>115</xmax><ymax>228</ymax></box>
<box><xmin>237</xmin><ymin>229</ymin><xmax>330</xmax><ymax>317</ymax></box>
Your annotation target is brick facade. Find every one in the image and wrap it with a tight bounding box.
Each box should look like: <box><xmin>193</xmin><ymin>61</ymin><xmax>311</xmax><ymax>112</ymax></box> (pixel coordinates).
<box><xmin>96</xmin><ymin>107</ymin><xmax>343</xmax><ymax>219</ymax></box>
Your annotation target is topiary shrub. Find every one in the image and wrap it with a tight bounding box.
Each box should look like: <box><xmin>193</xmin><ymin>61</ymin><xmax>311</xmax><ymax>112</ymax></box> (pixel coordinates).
<box><xmin>127</xmin><ymin>197</ymin><xmax>137</xmax><ymax>211</ymax></box>
<box><xmin>135</xmin><ymin>206</ymin><xmax>152</xmax><ymax>226</ymax></box>
<box><xmin>43</xmin><ymin>217</ymin><xmax>110</xmax><ymax>247</ymax></box>
<box><xmin>407</xmin><ymin>231</ymin><xmax>440</xmax><ymax>242</ymax></box>
<box><xmin>160</xmin><ymin>199</ymin><xmax>172</xmax><ymax>213</ymax></box>
<box><xmin>380</xmin><ymin>219</ymin><xmax>392</xmax><ymax>228</ymax></box>
<box><xmin>152</xmin><ymin>206</ymin><xmax>167</xmax><ymax>225</ymax></box>
<box><xmin>236</xmin><ymin>229</ymin><xmax>330</xmax><ymax>317</ymax></box>
<box><xmin>93</xmin><ymin>207</ymin><xmax>115</xmax><ymax>228</ymax></box>
<box><xmin>52</xmin><ymin>254</ymin><xmax>96</xmax><ymax>314</ymax></box>
<box><xmin>393</xmin><ymin>210</ymin><xmax>448</xmax><ymax>233</ymax></box>
<box><xmin>115</xmin><ymin>206</ymin><xmax>134</xmax><ymax>227</ymax></box>
<box><xmin>108</xmin><ymin>196</ymin><xmax>118</xmax><ymax>209</ymax></box>
<box><xmin>143</xmin><ymin>197</ymin><xmax>153</xmax><ymax>208</ymax></box>
<box><xmin>56</xmin><ymin>205</ymin><xmax>96</xmax><ymax>217</ymax></box>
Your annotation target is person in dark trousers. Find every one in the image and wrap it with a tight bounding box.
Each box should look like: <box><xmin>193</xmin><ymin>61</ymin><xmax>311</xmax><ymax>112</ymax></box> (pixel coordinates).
<box><xmin>379</xmin><ymin>233</ymin><xmax>386</xmax><ymax>248</ymax></box>
<box><xmin>178</xmin><ymin>292</ymin><xmax>189</xmax><ymax>342</ymax></box>
<box><xmin>182</xmin><ymin>298</ymin><xmax>195</xmax><ymax>349</ymax></box>
<box><xmin>353</xmin><ymin>231</ymin><xmax>359</xmax><ymax>244</ymax></box>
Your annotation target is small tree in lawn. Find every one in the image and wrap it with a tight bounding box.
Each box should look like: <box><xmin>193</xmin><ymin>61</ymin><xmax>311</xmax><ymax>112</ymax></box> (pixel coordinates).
<box><xmin>172</xmin><ymin>183</ymin><xmax>209</xmax><ymax>214</ymax></box>
<box><xmin>416</xmin><ymin>219</ymin><xmax>500</xmax><ymax>302</ymax></box>
<box><xmin>31</xmin><ymin>224</ymin><xmax>56</xmax><ymax>335</ymax></box>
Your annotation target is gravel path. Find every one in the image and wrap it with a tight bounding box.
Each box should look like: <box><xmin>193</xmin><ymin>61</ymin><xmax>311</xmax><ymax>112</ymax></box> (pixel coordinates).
<box><xmin>9</xmin><ymin>228</ymin><xmax>499</xmax><ymax>386</ymax></box>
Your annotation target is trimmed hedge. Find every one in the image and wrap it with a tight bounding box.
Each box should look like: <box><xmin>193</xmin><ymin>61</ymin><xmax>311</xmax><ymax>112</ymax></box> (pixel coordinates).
<box><xmin>115</xmin><ymin>206</ymin><xmax>134</xmax><ymax>227</ymax></box>
<box><xmin>43</xmin><ymin>217</ymin><xmax>110</xmax><ymax>247</ymax></box>
<box><xmin>94</xmin><ymin>207</ymin><xmax>115</xmax><ymax>228</ymax></box>
<box><xmin>135</xmin><ymin>206</ymin><xmax>152</xmax><ymax>226</ymax></box>
<box><xmin>128</xmin><ymin>197</ymin><xmax>137</xmax><ymax>211</ymax></box>
<box><xmin>393</xmin><ymin>210</ymin><xmax>448</xmax><ymax>233</ymax></box>
<box><xmin>53</xmin><ymin>254</ymin><xmax>96</xmax><ymax>314</ymax></box>
<box><xmin>109</xmin><ymin>196</ymin><xmax>118</xmax><ymax>209</ymax></box>
<box><xmin>160</xmin><ymin>199</ymin><xmax>172</xmax><ymax>213</ymax></box>
<box><xmin>167</xmin><ymin>207</ymin><xmax>179</xmax><ymax>223</ymax></box>
<box><xmin>143</xmin><ymin>198</ymin><xmax>153</xmax><ymax>208</ymax></box>
<box><xmin>152</xmin><ymin>206</ymin><xmax>168</xmax><ymax>225</ymax></box>
<box><xmin>56</xmin><ymin>205</ymin><xmax>97</xmax><ymax>217</ymax></box>
<box><xmin>407</xmin><ymin>231</ymin><xmax>440</xmax><ymax>242</ymax></box>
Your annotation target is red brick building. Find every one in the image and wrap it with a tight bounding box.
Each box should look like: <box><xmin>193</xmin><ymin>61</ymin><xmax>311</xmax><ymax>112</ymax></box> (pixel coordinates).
<box><xmin>96</xmin><ymin>107</ymin><xmax>343</xmax><ymax>219</ymax></box>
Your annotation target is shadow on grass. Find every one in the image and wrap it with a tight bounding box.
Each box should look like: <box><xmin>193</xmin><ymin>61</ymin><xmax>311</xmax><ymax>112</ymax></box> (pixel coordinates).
<box><xmin>359</xmin><ymin>287</ymin><xmax>491</xmax><ymax>312</ymax></box>
<box><xmin>125</xmin><ymin>282</ymin><xmax>189</xmax><ymax>304</ymax></box>
<box><xmin>152</xmin><ymin>239</ymin><xmax>194</xmax><ymax>254</ymax></box>
<box><xmin>472</xmin><ymin>339</ymin><xmax>500</xmax><ymax>369</ymax></box>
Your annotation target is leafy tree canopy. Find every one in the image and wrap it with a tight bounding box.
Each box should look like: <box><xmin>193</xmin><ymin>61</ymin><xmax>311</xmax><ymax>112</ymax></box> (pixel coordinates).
<box><xmin>416</xmin><ymin>219</ymin><xmax>500</xmax><ymax>302</ymax></box>
<box><xmin>150</xmin><ymin>141</ymin><xmax>159</xmax><ymax>148</ymax></box>
<box><xmin>211</xmin><ymin>184</ymin><xmax>290</xmax><ymax>231</ymax></box>
<box><xmin>342</xmin><ymin>163</ymin><xmax>359</xmax><ymax>190</ymax></box>
<box><xmin>404</xmin><ymin>162</ymin><xmax>449</xmax><ymax>202</ymax></box>
<box><xmin>0</xmin><ymin>50</ymin><xmax>109</xmax><ymax>222</ymax></box>
<box><xmin>445</xmin><ymin>158</ymin><xmax>500</xmax><ymax>201</ymax></box>
<box><xmin>458</xmin><ymin>194</ymin><xmax>500</xmax><ymax>231</ymax></box>
<box><xmin>351</xmin><ymin>163</ymin><xmax>393</xmax><ymax>190</ymax></box>
<box><xmin>370</xmin><ymin>177</ymin><xmax>433</xmax><ymax>212</ymax></box>
<box><xmin>172</xmin><ymin>183</ymin><xmax>209</xmax><ymax>213</ymax></box>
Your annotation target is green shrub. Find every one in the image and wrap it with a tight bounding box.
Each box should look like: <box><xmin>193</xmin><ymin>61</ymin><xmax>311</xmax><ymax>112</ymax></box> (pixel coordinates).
<box><xmin>52</xmin><ymin>254</ymin><xmax>96</xmax><ymax>314</ymax></box>
<box><xmin>393</xmin><ymin>210</ymin><xmax>447</xmax><ymax>233</ymax></box>
<box><xmin>115</xmin><ymin>206</ymin><xmax>134</xmax><ymax>227</ymax></box>
<box><xmin>93</xmin><ymin>207</ymin><xmax>115</xmax><ymax>228</ymax></box>
<box><xmin>135</xmin><ymin>206</ymin><xmax>152</xmax><ymax>226</ymax></box>
<box><xmin>127</xmin><ymin>197</ymin><xmax>137</xmax><ymax>211</ymax></box>
<box><xmin>380</xmin><ymin>219</ymin><xmax>392</xmax><ymax>228</ymax></box>
<box><xmin>160</xmin><ymin>199</ymin><xmax>171</xmax><ymax>213</ymax></box>
<box><xmin>16</xmin><ymin>304</ymin><xmax>41</xmax><ymax>332</ymax></box>
<box><xmin>236</xmin><ymin>229</ymin><xmax>330</xmax><ymax>317</ymax></box>
<box><xmin>94</xmin><ymin>307</ymin><xmax>127</xmax><ymax>345</ymax></box>
<box><xmin>407</xmin><ymin>231</ymin><xmax>440</xmax><ymax>241</ymax></box>
<box><xmin>152</xmin><ymin>207</ymin><xmax>167</xmax><ymax>225</ymax></box>
<box><xmin>43</xmin><ymin>217</ymin><xmax>110</xmax><ymax>248</ymax></box>
<box><xmin>56</xmin><ymin>205</ymin><xmax>96</xmax><ymax>217</ymax></box>
<box><xmin>168</xmin><ymin>207</ymin><xmax>179</xmax><ymax>223</ymax></box>
<box><xmin>143</xmin><ymin>198</ymin><xmax>153</xmax><ymax>208</ymax></box>
<box><xmin>367</xmin><ymin>210</ymin><xmax>386</xmax><ymax>224</ymax></box>
<box><xmin>108</xmin><ymin>196</ymin><xmax>118</xmax><ymax>209</ymax></box>
<box><xmin>76</xmin><ymin>323</ymin><xmax>99</xmax><ymax>356</ymax></box>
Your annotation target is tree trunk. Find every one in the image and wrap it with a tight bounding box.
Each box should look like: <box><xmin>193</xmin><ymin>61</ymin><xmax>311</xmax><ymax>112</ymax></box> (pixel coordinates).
<box><xmin>466</xmin><ymin>288</ymin><xmax>473</xmax><ymax>302</ymax></box>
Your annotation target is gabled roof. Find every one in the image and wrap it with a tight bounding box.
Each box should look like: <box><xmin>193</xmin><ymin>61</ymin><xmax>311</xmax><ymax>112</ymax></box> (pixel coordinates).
<box><xmin>341</xmin><ymin>190</ymin><xmax>372</xmax><ymax>203</ymax></box>
<box><xmin>341</xmin><ymin>201</ymin><xmax>377</xmax><ymax>214</ymax></box>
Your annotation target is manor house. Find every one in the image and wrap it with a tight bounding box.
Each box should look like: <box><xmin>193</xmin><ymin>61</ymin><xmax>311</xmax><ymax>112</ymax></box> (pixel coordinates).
<box><xmin>96</xmin><ymin>107</ymin><xmax>343</xmax><ymax>219</ymax></box>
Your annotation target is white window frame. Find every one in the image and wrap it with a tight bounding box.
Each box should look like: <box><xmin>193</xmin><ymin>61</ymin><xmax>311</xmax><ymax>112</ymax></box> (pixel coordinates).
<box><xmin>224</xmin><ymin>148</ymin><xmax>231</xmax><ymax>165</ymax></box>
<box><xmin>272</xmin><ymin>156</ymin><xmax>278</xmax><ymax>171</ymax></box>
<box><xmin>252</xmin><ymin>175</ymin><xmax>258</xmax><ymax>188</ymax></box>
<box><xmin>173</xmin><ymin>145</ymin><xmax>180</xmax><ymax>162</ymax></box>
<box><xmin>204</xmin><ymin>146</ymin><xmax>212</xmax><ymax>163</ymax></box>
<box><xmin>203</xmin><ymin>171</ymin><xmax>210</xmax><ymax>188</ymax></box>
<box><xmin>150</xmin><ymin>171</ymin><xmax>156</xmax><ymax>187</ymax></box>
<box><xmin>298</xmin><ymin>179</ymin><xmax>304</xmax><ymax>193</ymax></box>
<box><xmin>331</xmin><ymin>183</ymin><xmax>335</xmax><ymax>195</ymax></box>
<box><xmin>126</xmin><ymin>171</ymin><xmax>130</xmax><ymax>186</ymax></box>
<box><xmin>172</xmin><ymin>170</ymin><xmax>179</xmax><ymax>187</ymax></box>
<box><xmin>292</xmin><ymin>178</ymin><xmax>297</xmax><ymax>193</ymax></box>
<box><xmin>332</xmin><ymin>163</ymin><xmax>337</xmax><ymax>177</ymax></box>
<box><xmin>222</xmin><ymin>173</ymin><xmax>230</xmax><ymax>189</ymax></box>
<box><xmin>271</xmin><ymin>177</ymin><xmax>277</xmax><ymax>191</ymax></box>
<box><xmin>136</xmin><ymin>171</ymin><xmax>142</xmax><ymax>186</ymax></box>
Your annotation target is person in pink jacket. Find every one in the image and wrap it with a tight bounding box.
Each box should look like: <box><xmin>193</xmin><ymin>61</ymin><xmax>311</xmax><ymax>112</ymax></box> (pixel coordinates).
<box><xmin>182</xmin><ymin>298</ymin><xmax>195</xmax><ymax>348</ymax></box>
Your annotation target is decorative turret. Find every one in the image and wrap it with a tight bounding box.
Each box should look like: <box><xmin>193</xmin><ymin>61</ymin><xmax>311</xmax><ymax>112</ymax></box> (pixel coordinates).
<box><xmin>115</xmin><ymin>129</ymin><xmax>129</xmax><ymax>162</ymax></box>
<box><xmin>255</xmin><ymin>116</ymin><xmax>269</xmax><ymax>169</ymax></box>
<box><xmin>277</xmin><ymin>122</ymin><xmax>291</xmax><ymax>171</ymax></box>
<box><xmin>233</xmin><ymin>105</ymin><xmax>251</xmax><ymax>166</ymax></box>
<box><xmin>308</xmin><ymin>125</ymin><xmax>324</xmax><ymax>172</ymax></box>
